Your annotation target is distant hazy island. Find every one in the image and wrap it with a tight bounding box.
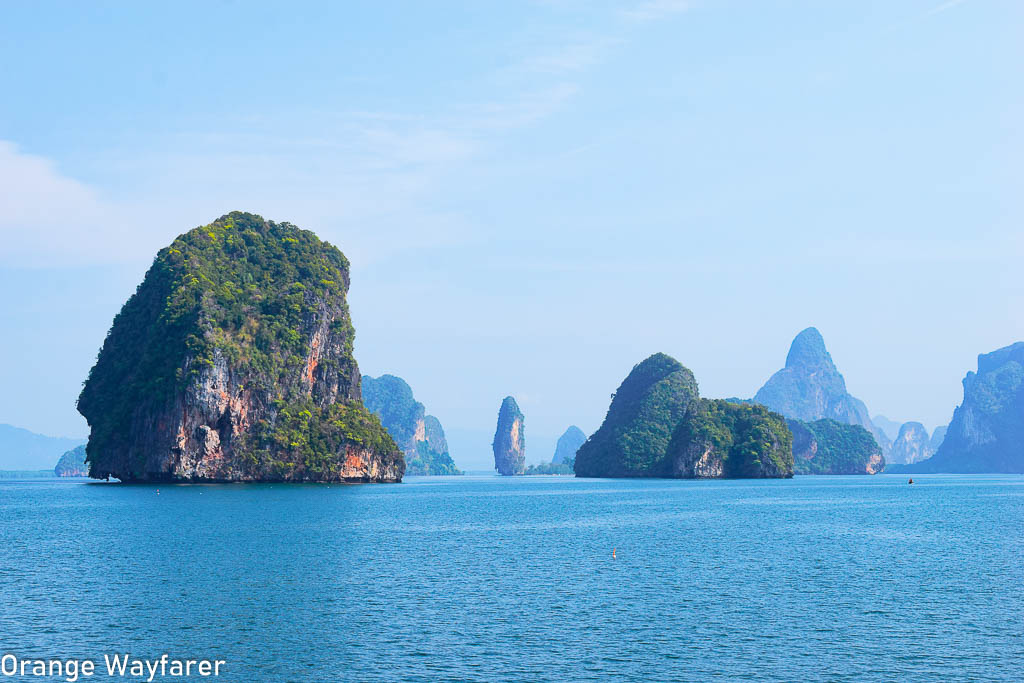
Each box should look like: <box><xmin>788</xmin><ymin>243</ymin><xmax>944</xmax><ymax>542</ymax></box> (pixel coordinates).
<box><xmin>893</xmin><ymin>342</ymin><xmax>1024</xmax><ymax>473</ymax></box>
<box><xmin>77</xmin><ymin>212</ymin><xmax>403</xmax><ymax>483</ymax></box>
<box><xmin>54</xmin><ymin>445</ymin><xmax>89</xmax><ymax>477</ymax></box>
<box><xmin>523</xmin><ymin>426</ymin><xmax>585</xmax><ymax>475</ymax></box>
<box><xmin>362</xmin><ymin>374</ymin><xmax>460</xmax><ymax>475</ymax></box>
<box><xmin>752</xmin><ymin>327</ymin><xmax>892</xmax><ymax>457</ymax></box>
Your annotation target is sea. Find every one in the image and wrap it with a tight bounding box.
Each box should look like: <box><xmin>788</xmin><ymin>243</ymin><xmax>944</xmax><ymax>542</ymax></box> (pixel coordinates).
<box><xmin>1</xmin><ymin>474</ymin><xmax>1022</xmax><ymax>682</ymax></box>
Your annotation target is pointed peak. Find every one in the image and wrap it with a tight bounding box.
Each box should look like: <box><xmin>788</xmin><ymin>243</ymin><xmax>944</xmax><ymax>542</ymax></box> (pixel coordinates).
<box><xmin>499</xmin><ymin>396</ymin><xmax>522</xmax><ymax>416</ymax></box>
<box><xmin>785</xmin><ymin>327</ymin><xmax>833</xmax><ymax>369</ymax></box>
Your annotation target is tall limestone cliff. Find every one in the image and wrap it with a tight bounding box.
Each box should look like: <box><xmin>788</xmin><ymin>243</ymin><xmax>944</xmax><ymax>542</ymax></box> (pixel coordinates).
<box><xmin>552</xmin><ymin>425</ymin><xmax>586</xmax><ymax>465</ymax></box>
<box><xmin>788</xmin><ymin>419</ymin><xmax>884</xmax><ymax>475</ymax></box>
<box><xmin>574</xmin><ymin>353</ymin><xmax>699</xmax><ymax>478</ymax></box>
<box><xmin>493</xmin><ymin>396</ymin><xmax>525</xmax><ymax>475</ymax></box>
<box><xmin>362</xmin><ymin>374</ymin><xmax>460</xmax><ymax>475</ymax></box>
<box><xmin>889</xmin><ymin>421</ymin><xmax>933</xmax><ymax>465</ymax></box>
<box><xmin>77</xmin><ymin>212</ymin><xmax>403</xmax><ymax>483</ymax></box>
<box><xmin>753</xmin><ymin>327</ymin><xmax>890</xmax><ymax>454</ymax></box>
<box><xmin>54</xmin><ymin>445</ymin><xmax>89</xmax><ymax>477</ymax></box>
<box><xmin>929</xmin><ymin>425</ymin><xmax>948</xmax><ymax>452</ymax></box>
<box><xmin>667</xmin><ymin>400</ymin><xmax>793</xmax><ymax>479</ymax></box>
<box><xmin>902</xmin><ymin>342</ymin><xmax>1024</xmax><ymax>473</ymax></box>
<box><xmin>421</xmin><ymin>416</ymin><xmax>453</xmax><ymax>470</ymax></box>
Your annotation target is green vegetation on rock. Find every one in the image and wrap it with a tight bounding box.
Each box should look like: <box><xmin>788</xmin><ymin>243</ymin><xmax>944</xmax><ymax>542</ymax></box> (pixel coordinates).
<box><xmin>667</xmin><ymin>400</ymin><xmax>793</xmax><ymax>478</ymax></box>
<box><xmin>361</xmin><ymin>375</ymin><xmax>422</xmax><ymax>448</ymax></box>
<box><xmin>574</xmin><ymin>353</ymin><xmax>698</xmax><ymax>477</ymax></box>
<box><xmin>788</xmin><ymin>419</ymin><xmax>883</xmax><ymax>475</ymax></box>
<box><xmin>524</xmin><ymin>461</ymin><xmax>574</xmax><ymax>475</ymax></box>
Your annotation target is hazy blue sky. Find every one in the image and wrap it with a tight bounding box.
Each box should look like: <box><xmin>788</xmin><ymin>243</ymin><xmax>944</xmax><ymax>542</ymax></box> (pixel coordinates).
<box><xmin>1</xmin><ymin>0</ymin><xmax>1021</xmax><ymax>468</ymax></box>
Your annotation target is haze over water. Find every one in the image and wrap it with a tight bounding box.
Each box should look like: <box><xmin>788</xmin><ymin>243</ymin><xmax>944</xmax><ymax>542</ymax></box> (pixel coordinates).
<box><xmin>3</xmin><ymin>475</ymin><xmax>1022</xmax><ymax>681</ymax></box>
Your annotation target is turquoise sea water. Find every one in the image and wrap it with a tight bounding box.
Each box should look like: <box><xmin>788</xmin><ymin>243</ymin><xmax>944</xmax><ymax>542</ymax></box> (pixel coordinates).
<box><xmin>2</xmin><ymin>474</ymin><xmax>1022</xmax><ymax>682</ymax></box>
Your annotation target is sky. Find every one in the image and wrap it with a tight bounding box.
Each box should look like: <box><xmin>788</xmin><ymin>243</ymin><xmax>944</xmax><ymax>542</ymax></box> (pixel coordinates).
<box><xmin>1</xmin><ymin>0</ymin><xmax>1021</xmax><ymax>468</ymax></box>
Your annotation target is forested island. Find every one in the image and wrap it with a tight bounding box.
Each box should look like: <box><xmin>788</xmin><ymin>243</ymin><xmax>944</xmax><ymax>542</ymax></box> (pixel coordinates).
<box><xmin>77</xmin><ymin>212</ymin><xmax>403</xmax><ymax>483</ymax></box>
<box><xmin>574</xmin><ymin>354</ymin><xmax>793</xmax><ymax>479</ymax></box>
<box><xmin>788</xmin><ymin>420</ymin><xmax>883</xmax><ymax>475</ymax></box>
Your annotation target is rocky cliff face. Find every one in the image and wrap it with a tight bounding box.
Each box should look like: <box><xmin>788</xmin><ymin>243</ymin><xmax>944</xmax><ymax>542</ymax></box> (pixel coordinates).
<box><xmin>929</xmin><ymin>425</ymin><xmax>947</xmax><ymax>452</ymax></box>
<box><xmin>552</xmin><ymin>426</ymin><xmax>586</xmax><ymax>465</ymax></box>
<box><xmin>788</xmin><ymin>419</ymin><xmax>884</xmax><ymax>474</ymax></box>
<box><xmin>421</xmin><ymin>416</ymin><xmax>454</xmax><ymax>469</ymax></box>
<box><xmin>667</xmin><ymin>400</ymin><xmax>793</xmax><ymax>479</ymax></box>
<box><xmin>902</xmin><ymin>342</ymin><xmax>1024</xmax><ymax>473</ymax></box>
<box><xmin>493</xmin><ymin>396</ymin><xmax>525</xmax><ymax>476</ymax></box>
<box><xmin>362</xmin><ymin>375</ymin><xmax>459</xmax><ymax>475</ymax></box>
<box><xmin>54</xmin><ymin>445</ymin><xmax>89</xmax><ymax>477</ymax></box>
<box><xmin>753</xmin><ymin>327</ymin><xmax>890</xmax><ymax>454</ymax></box>
<box><xmin>77</xmin><ymin>212</ymin><xmax>403</xmax><ymax>483</ymax></box>
<box><xmin>574</xmin><ymin>353</ymin><xmax>699</xmax><ymax>477</ymax></box>
<box><xmin>889</xmin><ymin>421</ymin><xmax>933</xmax><ymax>465</ymax></box>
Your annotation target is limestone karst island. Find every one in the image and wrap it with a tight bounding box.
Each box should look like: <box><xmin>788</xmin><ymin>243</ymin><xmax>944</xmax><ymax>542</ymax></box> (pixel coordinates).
<box><xmin>492</xmin><ymin>396</ymin><xmax>526</xmax><ymax>476</ymax></box>
<box><xmin>77</xmin><ymin>212</ymin><xmax>403</xmax><ymax>483</ymax></box>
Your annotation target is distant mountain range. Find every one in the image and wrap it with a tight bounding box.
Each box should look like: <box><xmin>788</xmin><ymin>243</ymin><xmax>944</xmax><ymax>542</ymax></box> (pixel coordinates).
<box><xmin>0</xmin><ymin>424</ymin><xmax>85</xmax><ymax>470</ymax></box>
